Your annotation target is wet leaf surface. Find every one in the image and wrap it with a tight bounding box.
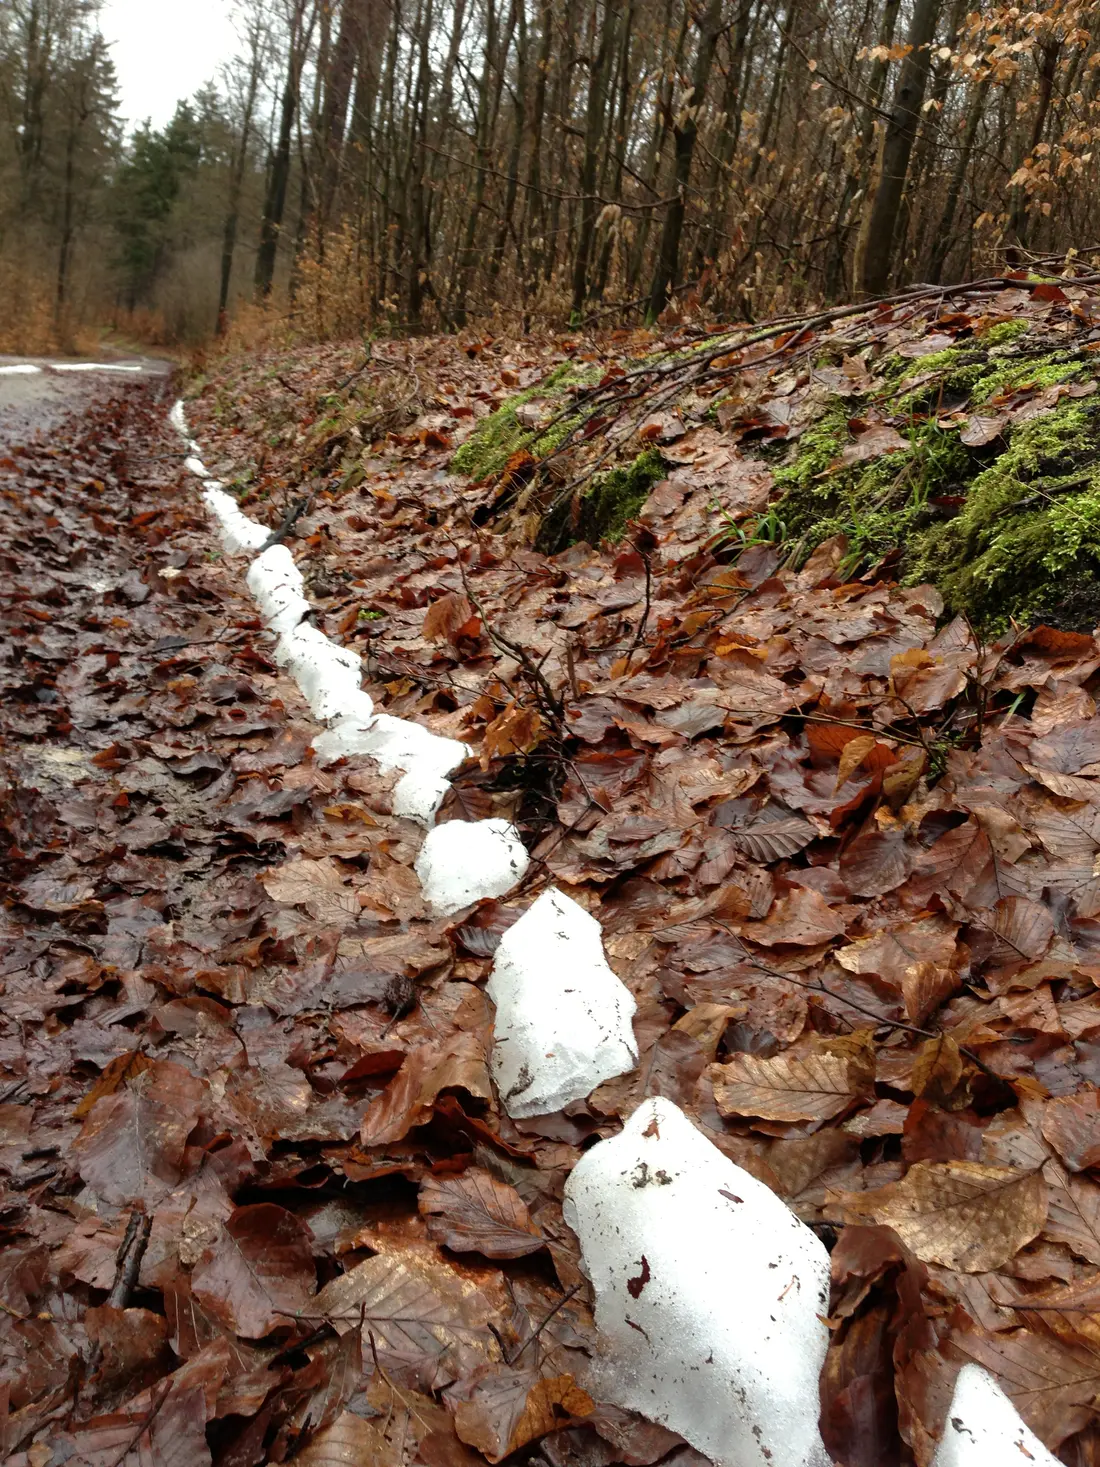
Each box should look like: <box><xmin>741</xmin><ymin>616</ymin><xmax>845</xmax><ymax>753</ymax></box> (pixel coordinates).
<box><xmin>3</xmin><ymin>338</ymin><xmax>1100</xmax><ymax>1465</ymax></box>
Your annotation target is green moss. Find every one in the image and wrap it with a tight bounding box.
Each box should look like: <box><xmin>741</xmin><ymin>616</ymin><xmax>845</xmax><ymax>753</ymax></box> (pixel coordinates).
<box><xmin>451</xmin><ymin>364</ymin><xmax>596</xmax><ymax>481</ymax></box>
<box><xmin>979</xmin><ymin>319</ymin><xmax>1030</xmax><ymax>346</ymax></box>
<box><xmin>764</xmin><ymin>332</ymin><xmax>1100</xmax><ymax>627</ymax></box>
<box><xmin>905</xmin><ymin>399</ymin><xmax>1100</xmax><ymax>625</ymax></box>
<box><xmin>536</xmin><ymin>448</ymin><xmax>666</xmax><ymax>553</ymax></box>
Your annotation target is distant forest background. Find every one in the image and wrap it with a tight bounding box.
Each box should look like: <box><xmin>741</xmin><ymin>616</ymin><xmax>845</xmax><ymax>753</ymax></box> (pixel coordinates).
<box><xmin>2</xmin><ymin>0</ymin><xmax>1098</xmax><ymax>352</ymax></box>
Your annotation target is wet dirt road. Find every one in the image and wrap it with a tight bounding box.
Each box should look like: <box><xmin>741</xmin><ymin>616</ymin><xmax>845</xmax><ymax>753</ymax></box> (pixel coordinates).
<box><xmin>0</xmin><ymin>357</ymin><xmax>171</xmax><ymax>443</ymax></box>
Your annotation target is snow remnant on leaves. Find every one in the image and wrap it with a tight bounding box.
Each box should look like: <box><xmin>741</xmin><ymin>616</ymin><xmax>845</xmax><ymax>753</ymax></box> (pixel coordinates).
<box><xmin>200</xmin><ymin>484</ymin><xmax>270</xmax><ymax>554</ymax></box>
<box><xmin>274</xmin><ymin>626</ymin><xmax>369</xmax><ymax>723</ymax></box>
<box><xmin>932</xmin><ymin>1364</ymin><xmax>1059</xmax><ymax>1467</ymax></box>
<box><xmin>247</xmin><ymin>544</ymin><xmax>306</xmax><ymax>631</ymax></box>
<box><xmin>487</xmin><ymin>887</ymin><xmax>637</xmax><ymax>1117</ymax></box>
<box><xmin>415</xmin><ymin>818</ymin><xmax>530</xmax><ymax>915</ymax></box>
<box><xmin>564</xmin><ymin>1096</ymin><xmax>831</xmax><ymax>1467</ymax></box>
<box><xmin>314</xmin><ymin>711</ymin><xmax>469</xmax><ymax>826</ymax></box>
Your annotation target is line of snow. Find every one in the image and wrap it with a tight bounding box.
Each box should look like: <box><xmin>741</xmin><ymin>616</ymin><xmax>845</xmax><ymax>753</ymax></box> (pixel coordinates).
<box><xmin>1</xmin><ymin>359</ymin><xmax>150</xmax><ymax>378</ymax></box>
<box><xmin>168</xmin><ymin>396</ymin><xmax>1057</xmax><ymax>1467</ymax></box>
<box><xmin>170</xmin><ymin>398</ymin><xmax>519</xmax><ymax>850</ymax></box>
<box><xmin>51</xmin><ymin>361</ymin><xmax>148</xmax><ymax>373</ymax></box>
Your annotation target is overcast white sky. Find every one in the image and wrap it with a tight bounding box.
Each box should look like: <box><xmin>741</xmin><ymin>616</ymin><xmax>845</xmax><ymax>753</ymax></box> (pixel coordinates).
<box><xmin>98</xmin><ymin>0</ymin><xmax>240</xmax><ymax>131</ymax></box>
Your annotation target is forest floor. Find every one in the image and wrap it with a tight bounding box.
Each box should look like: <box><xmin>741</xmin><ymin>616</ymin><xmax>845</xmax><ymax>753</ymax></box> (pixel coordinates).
<box><xmin>4</xmin><ymin>284</ymin><xmax>1100</xmax><ymax>1467</ymax></box>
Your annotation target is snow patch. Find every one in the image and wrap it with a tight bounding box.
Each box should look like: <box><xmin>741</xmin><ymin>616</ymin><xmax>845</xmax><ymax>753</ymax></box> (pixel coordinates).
<box><xmin>313</xmin><ymin>712</ymin><xmax>469</xmax><ymax>827</ymax></box>
<box><xmin>169</xmin><ymin>400</ymin><xmax>188</xmax><ymax>436</ymax></box>
<box><xmin>932</xmin><ymin>1364</ymin><xmax>1058</xmax><ymax>1467</ymax></box>
<box><xmin>275</xmin><ymin>625</ymin><xmax>371</xmax><ymax>723</ymax></box>
<box><xmin>0</xmin><ymin>363</ymin><xmax>42</xmax><ymax>376</ymax></box>
<box><xmin>563</xmin><ymin>1096</ymin><xmax>831</xmax><ymax>1467</ymax></box>
<box><xmin>248</xmin><ymin>545</ymin><xmax>309</xmax><ymax>633</ymax></box>
<box><xmin>200</xmin><ymin>485</ymin><xmax>269</xmax><ymax>555</ymax></box>
<box><xmin>185</xmin><ymin>455</ymin><xmax>209</xmax><ymax>479</ymax></box>
<box><xmin>51</xmin><ymin>361</ymin><xmax>146</xmax><ymax>373</ymax></box>
<box><xmin>487</xmin><ymin>887</ymin><xmax>637</xmax><ymax>1117</ymax></box>
<box><xmin>415</xmin><ymin>818</ymin><xmax>529</xmax><ymax>915</ymax></box>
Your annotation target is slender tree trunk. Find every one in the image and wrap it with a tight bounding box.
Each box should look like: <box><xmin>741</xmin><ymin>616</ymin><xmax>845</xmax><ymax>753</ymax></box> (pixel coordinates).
<box><xmin>696</xmin><ymin>0</ymin><xmax>754</xmax><ymax>278</ymax></box>
<box><xmin>522</xmin><ymin>0</ymin><xmax>553</xmax><ymax>304</ymax></box>
<box><xmin>491</xmin><ymin>0</ymin><xmax>526</xmax><ymax>282</ymax></box>
<box><xmin>406</xmin><ymin>0</ymin><xmax>433</xmax><ymax>323</ymax></box>
<box><xmin>54</xmin><ymin>115</ymin><xmax>77</xmax><ymax>327</ymax></box>
<box><xmin>1007</xmin><ymin>35</ymin><xmax>1059</xmax><ymax>255</ymax></box>
<box><xmin>594</xmin><ymin>0</ymin><xmax>636</xmax><ymax>300</ymax></box>
<box><xmin>218</xmin><ymin>27</ymin><xmax>264</xmax><ymax>333</ymax></box>
<box><xmin>571</xmin><ymin>0</ymin><xmax>620</xmax><ymax>319</ymax></box>
<box><xmin>255</xmin><ymin>1</ymin><xmax>313</xmax><ymax>300</ymax></box>
<box><xmin>824</xmin><ymin>0</ymin><xmax>900</xmax><ymax>299</ymax></box>
<box><xmin>926</xmin><ymin>75</ymin><xmax>989</xmax><ymax>284</ymax></box>
<box><xmin>857</xmin><ymin>0</ymin><xmax>942</xmax><ymax>295</ymax></box>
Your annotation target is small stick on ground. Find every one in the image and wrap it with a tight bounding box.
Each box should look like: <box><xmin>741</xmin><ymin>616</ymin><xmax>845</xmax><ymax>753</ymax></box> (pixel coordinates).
<box><xmin>261</xmin><ymin>492</ymin><xmax>316</xmax><ymax>551</ymax></box>
<box><xmin>507</xmin><ymin>1281</ymin><xmax>584</xmax><ymax>1366</ymax></box>
<box><xmin>80</xmin><ymin>1208</ymin><xmax>153</xmax><ymax>1395</ymax></box>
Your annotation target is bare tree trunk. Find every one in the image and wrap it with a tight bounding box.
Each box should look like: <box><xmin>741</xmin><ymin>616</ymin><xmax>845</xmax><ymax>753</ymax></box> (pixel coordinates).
<box><xmin>318</xmin><ymin>0</ymin><xmax>368</xmax><ymax>235</ymax></box>
<box><xmin>255</xmin><ymin>0</ymin><xmax>314</xmax><ymax>300</ymax></box>
<box><xmin>824</xmin><ymin>0</ymin><xmax>899</xmax><ymax>299</ymax></box>
<box><xmin>647</xmin><ymin>0</ymin><xmax>723</xmax><ymax>318</ymax></box>
<box><xmin>406</xmin><ymin>0</ymin><xmax>433</xmax><ymax>324</ymax></box>
<box><xmin>696</xmin><ymin>0</ymin><xmax>754</xmax><ymax>278</ymax></box>
<box><xmin>491</xmin><ymin>0</ymin><xmax>527</xmax><ymax>283</ymax></box>
<box><xmin>857</xmin><ymin>0</ymin><xmax>942</xmax><ymax>295</ymax></box>
<box><xmin>571</xmin><ymin>0</ymin><xmax>620</xmax><ymax>319</ymax></box>
<box><xmin>522</xmin><ymin>0</ymin><xmax>553</xmax><ymax>305</ymax></box>
<box><xmin>926</xmin><ymin>75</ymin><xmax>989</xmax><ymax>284</ymax></box>
<box><xmin>218</xmin><ymin>8</ymin><xmax>267</xmax><ymax>333</ymax></box>
<box><xmin>1007</xmin><ymin>35</ymin><xmax>1059</xmax><ymax>256</ymax></box>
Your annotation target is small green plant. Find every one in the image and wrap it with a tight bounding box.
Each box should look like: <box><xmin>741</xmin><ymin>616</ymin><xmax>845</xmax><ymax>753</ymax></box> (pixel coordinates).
<box><xmin>358</xmin><ymin>607</ymin><xmax>385</xmax><ymax>621</ymax></box>
<box><xmin>707</xmin><ymin>502</ymin><xmax>788</xmax><ymax>557</ymax></box>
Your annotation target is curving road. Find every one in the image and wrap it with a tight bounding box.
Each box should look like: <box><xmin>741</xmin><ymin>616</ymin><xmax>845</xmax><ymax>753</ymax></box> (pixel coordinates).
<box><xmin>0</xmin><ymin>356</ymin><xmax>170</xmax><ymax>443</ymax></box>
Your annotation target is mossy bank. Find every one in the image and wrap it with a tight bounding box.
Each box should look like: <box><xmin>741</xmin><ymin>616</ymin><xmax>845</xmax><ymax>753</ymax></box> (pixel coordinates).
<box><xmin>459</xmin><ymin>321</ymin><xmax>1100</xmax><ymax>631</ymax></box>
<box><xmin>764</xmin><ymin>320</ymin><xmax>1100</xmax><ymax>628</ymax></box>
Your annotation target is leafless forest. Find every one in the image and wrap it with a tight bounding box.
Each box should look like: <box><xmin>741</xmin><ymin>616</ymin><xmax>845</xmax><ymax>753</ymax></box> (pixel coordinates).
<box><xmin>1</xmin><ymin>1</ymin><xmax>1097</xmax><ymax>346</ymax></box>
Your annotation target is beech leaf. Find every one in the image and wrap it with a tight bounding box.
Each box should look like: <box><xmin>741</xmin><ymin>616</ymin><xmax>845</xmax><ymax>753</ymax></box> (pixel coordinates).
<box><xmin>418</xmin><ymin>1170</ymin><xmax>544</xmax><ymax>1258</ymax></box>
<box><xmin>191</xmin><ymin>1203</ymin><xmax>316</xmax><ymax>1338</ymax></box>
<box><xmin>834</xmin><ymin>1161</ymin><xmax>1046</xmax><ymax>1271</ymax></box>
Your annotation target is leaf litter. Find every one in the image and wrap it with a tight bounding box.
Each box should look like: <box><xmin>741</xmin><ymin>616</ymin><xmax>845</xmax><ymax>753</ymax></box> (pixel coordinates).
<box><xmin>3</xmin><ymin>302</ymin><xmax>1100</xmax><ymax>1465</ymax></box>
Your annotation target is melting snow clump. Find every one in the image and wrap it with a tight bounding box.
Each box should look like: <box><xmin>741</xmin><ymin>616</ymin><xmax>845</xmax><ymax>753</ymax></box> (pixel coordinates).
<box><xmin>0</xmin><ymin>364</ymin><xmax>42</xmax><ymax>376</ymax></box>
<box><xmin>273</xmin><ymin>625</ymin><xmax>369</xmax><ymax>722</ymax></box>
<box><xmin>201</xmin><ymin>486</ymin><xmax>269</xmax><ymax>554</ymax></box>
<box><xmin>313</xmin><ymin>712</ymin><xmax>468</xmax><ymax>826</ymax></box>
<box><xmin>415</xmin><ymin>818</ymin><xmax>529</xmax><ymax>915</ymax></box>
<box><xmin>487</xmin><ymin>887</ymin><xmax>637</xmax><ymax>1116</ymax></box>
<box><xmin>563</xmin><ymin>1096</ymin><xmax>831</xmax><ymax>1467</ymax></box>
<box><xmin>932</xmin><ymin>1364</ymin><xmax>1058</xmax><ymax>1467</ymax></box>
<box><xmin>248</xmin><ymin>546</ymin><xmax>309</xmax><ymax>633</ymax></box>
<box><xmin>185</xmin><ymin>455</ymin><xmax>209</xmax><ymax>479</ymax></box>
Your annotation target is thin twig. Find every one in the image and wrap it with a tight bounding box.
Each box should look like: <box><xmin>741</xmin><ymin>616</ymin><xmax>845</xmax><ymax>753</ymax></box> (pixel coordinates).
<box><xmin>624</xmin><ymin>539</ymin><xmax>653</xmax><ymax>674</ymax></box>
<box><xmin>719</xmin><ymin>928</ymin><xmax>1007</xmax><ymax>1085</ymax></box>
<box><xmin>507</xmin><ymin>1282</ymin><xmax>584</xmax><ymax>1366</ymax></box>
<box><xmin>451</xmin><ymin>535</ymin><xmax>565</xmax><ymax>725</ymax></box>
